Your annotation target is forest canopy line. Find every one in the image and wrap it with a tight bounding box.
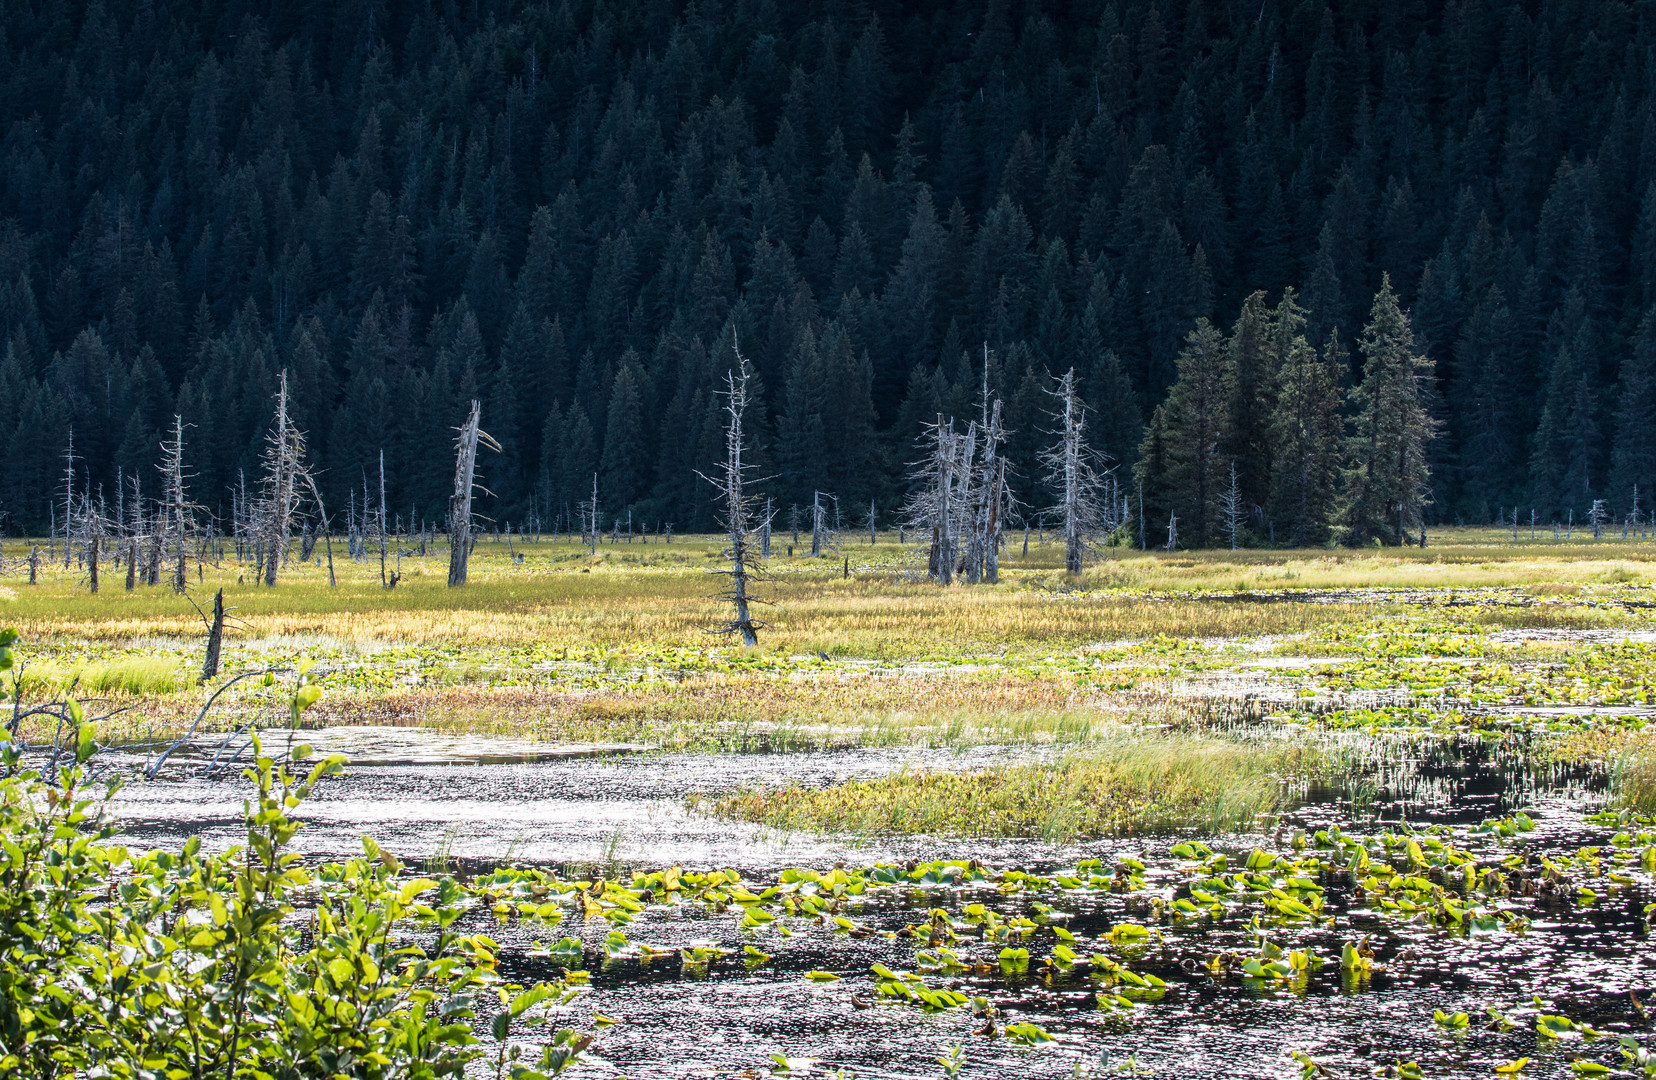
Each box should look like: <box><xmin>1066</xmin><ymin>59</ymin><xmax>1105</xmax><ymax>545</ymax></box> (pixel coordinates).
<box><xmin>1</xmin><ymin>0</ymin><xmax>1653</xmax><ymax>542</ymax></box>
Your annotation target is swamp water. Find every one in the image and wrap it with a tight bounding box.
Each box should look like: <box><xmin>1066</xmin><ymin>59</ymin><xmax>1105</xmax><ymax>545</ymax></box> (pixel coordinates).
<box><xmin>108</xmin><ymin>726</ymin><xmax>1653</xmax><ymax>1079</ymax></box>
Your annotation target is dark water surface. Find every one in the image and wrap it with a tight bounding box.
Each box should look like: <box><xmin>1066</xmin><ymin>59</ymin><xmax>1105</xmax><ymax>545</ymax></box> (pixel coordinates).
<box><xmin>108</xmin><ymin>731</ymin><xmax>1654</xmax><ymax>1079</ymax></box>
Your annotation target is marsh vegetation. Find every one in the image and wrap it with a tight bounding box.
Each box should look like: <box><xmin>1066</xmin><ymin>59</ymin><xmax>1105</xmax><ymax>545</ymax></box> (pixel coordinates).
<box><xmin>5</xmin><ymin>529</ymin><xmax>1656</xmax><ymax>1077</ymax></box>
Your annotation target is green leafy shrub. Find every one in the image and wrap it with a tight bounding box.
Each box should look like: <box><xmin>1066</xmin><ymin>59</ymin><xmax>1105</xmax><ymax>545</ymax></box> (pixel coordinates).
<box><xmin>0</xmin><ymin>630</ymin><xmax>593</xmax><ymax>1080</ymax></box>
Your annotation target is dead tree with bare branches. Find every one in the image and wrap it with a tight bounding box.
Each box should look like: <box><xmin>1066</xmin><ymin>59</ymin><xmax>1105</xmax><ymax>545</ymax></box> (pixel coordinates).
<box><xmin>69</xmin><ymin>492</ymin><xmax>111</xmax><ymax>594</ymax></box>
<box><xmin>448</xmin><ymin>400</ymin><xmax>500</xmax><ymax>586</ymax></box>
<box><xmin>61</xmin><ymin>430</ymin><xmax>76</xmax><ymax>569</ymax></box>
<box><xmin>252</xmin><ymin>373</ymin><xmax>312</xmax><ymax>586</ymax></box>
<box><xmin>905</xmin><ymin>415</ymin><xmax>971</xmax><ymax>584</ymax></box>
<box><xmin>698</xmin><ymin>352</ymin><xmax>767</xmax><ymax>646</ymax></box>
<box><xmin>1039</xmin><ymin>367</ymin><xmax>1118</xmax><ymax>576</ymax></box>
<box><xmin>158</xmin><ymin>415</ymin><xmax>199</xmax><ymax>593</ymax></box>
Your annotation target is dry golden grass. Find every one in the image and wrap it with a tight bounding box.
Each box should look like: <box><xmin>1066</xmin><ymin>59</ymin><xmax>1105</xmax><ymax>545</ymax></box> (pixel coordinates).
<box><xmin>6</xmin><ymin>529</ymin><xmax>1652</xmax><ymax>745</ymax></box>
<box><xmin>11</xmin><ymin>531</ymin><xmax>1647</xmax><ymax>656</ymax></box>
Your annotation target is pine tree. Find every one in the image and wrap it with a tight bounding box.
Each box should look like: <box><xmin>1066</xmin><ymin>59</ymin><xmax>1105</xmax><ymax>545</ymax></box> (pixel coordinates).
<box><xmin>1268</xmin><ymin>291</ymin><xmax>1344</xmax><ymax>547</ymax></box>
<box><xmin>1610</xmin><ymin>307</ymin><xmax>1656</xmax><ymax>513</ymax></box>
<box><xmin>1136</xmin><ymin>319</ymin><xmax>1230</xmax><ymax>546</ymax></box>
<box><xmin>601</xmin><ymin>359</ymin><xmax>650</xmax><ymax>510</ymax></box>
<box><xmin>1341</xmin><ymin>275</ymin><xmax>1439</xmax><ymax>546</ymax></box>
<box><xmin>1225</xmin><ymin>290</ymin><xmax>1274</xmax><ymax>513</ymax></box>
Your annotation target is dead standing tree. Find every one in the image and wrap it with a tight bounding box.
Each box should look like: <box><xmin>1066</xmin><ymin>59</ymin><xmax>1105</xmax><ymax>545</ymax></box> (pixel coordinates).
<box><xmin>905</xmin><ymin>415</ymin><xmax>969</xmax><ymax>584</ymax></box>
<box><xmin>302</xmin><ymin>474</ymin><xmax>337</xmax><ymax>587</ymax></box>
<box><xmin>448</xmin><ymin>399</ymin><xmax>500</xmax><ymax>586</ymax></box>
<box><xmin>69</xmin><ymin>492</ymin><xmax>111</xmax><ymax>593</ymax></box>
<box><xmin>61</xmin><ymin>429</ymin><xmax>76</xmax><ymax>569</ymax></box>
<box><xmin>1040</xmin><ymin>367</ymin><xmax>1116</xmax><ymax>576</ymax></box>
<box><xmin>1220</xmin><ymin>461</ymin><xmax>1245</xmax><ymax>551</ymax></box>
<box><xmin>963</xmin><ymin>348</ymin><xmax>1012</xmax><ymax>584</ymax></box>
<box><xmin>252</xmin><ymin>373</ymin><xmax>311</xmax><ymax>586</ymax></box>
<box><xmin>158</xmin><ymin>415</ymin><xmax>198</xmax><ymax>593</ymax></box>
<box><xmin>698</xmin><ymin>353</ymin><xmax>767</xmax><ymax>646</ymax></box>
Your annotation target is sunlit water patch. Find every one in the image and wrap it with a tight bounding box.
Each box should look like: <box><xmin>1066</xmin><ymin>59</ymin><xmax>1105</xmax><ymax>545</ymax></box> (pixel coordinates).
<box><xmin>101</xmin><ymin>728</ymin><xmax>1656</xmax><ymax>1079</ymax></box>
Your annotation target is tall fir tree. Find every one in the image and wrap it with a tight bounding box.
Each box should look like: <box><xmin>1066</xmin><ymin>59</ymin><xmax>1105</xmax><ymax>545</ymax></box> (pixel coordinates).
<box><xmin>1610</xmin><ymin>307</ymin><xmax>1656</xmax><ymax>515</ymax></box>
<box><xmin>1268</xmin><ymin>291</ymin><xmax>1344</xmax><ymax>547</ymax></box>
<box><xmin>1342</xmin><ymin>276</ymin><xmax>1439</xmax><ymax>545</ymax></box>
<box><xmin>1136</xmin><ymin>318</ymin><xmax>1231</xmax><ymax>546</ymax></box>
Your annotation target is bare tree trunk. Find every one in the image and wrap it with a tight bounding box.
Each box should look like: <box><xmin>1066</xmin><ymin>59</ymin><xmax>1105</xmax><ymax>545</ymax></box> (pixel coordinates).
<box><xmin>28</xmin><ymin>546</ymin><xmax>39</xmax><ymax>585</ymax></box>
<box><xmin>811</xmin><ymin>491</ymin><xmax>824</xmax><ymax>557</ymax></box>
<box><xmin>448</xmin><ymin>400</ymin><xmax>498</xmax><ymax>585</ymax></box>
<box><xmin>703</xmin><ymin>355</ymin><xmax>764</xmax><ymax>646</ymax></box>
<box><xmin>379</xmin><ymin>449</ymin><xmax>389</xmax><ymax>586</ymax></box>
<box><xmin>62</xmin><ymin>429</ymin><xmax>75</xmax><ymax>569</ymax></box>
<box><xmin>145</xmin><ymin>526</ymin><xmax>161</xmax><ymax>585</ymax></box>
<box><xmin>88</xmin><ymin>534</ymin><xmax>99</xmax><ymax>594</ymax></box>
<box><xmin>1061</xmin><ymin>386</ymin><xmax>1083</xmax><ymax>574</ymax></box>
<box><xmin>303</xmin><ymin>476</ymin><xmax>336</xmax><ymax>588</ymax></box>
<box><xmin>258</xmin><ymin>374</ymin><xmax>305</xmax><ymax>587</ymax></box>
<box><xmin>985</xmin><ymin>456</ymin><xmax>1003</xmax><ymax>584</ymax></box>
<box><xmin>588</xmin><ymin>472</ymin><xmax>598</xmax><ymax>555</ymax></box>
<box><xmin>159</xmin><ymin>414</ymin><xmax>192</xmax><ymax>593</ymax></box>
<box><xmin>201</xmin><ymin>589</ymin><xmax>224</xmax><ymax>681</ymax></box>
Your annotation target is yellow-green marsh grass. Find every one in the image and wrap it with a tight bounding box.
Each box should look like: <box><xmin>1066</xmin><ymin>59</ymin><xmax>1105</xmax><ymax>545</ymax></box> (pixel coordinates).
<box><xmin>689</xmin><ymin>733</ymin><xmax>1330</xmax><ymax>839</ymax></box>
<box><xmin>1614</xmin><ymin>737</ymin><xmax>1656</xmax><ymax>813</ymax></box>
<box><xmin>296</xmin><ymin>675</ymin><xmax>1239</xmax><ymax>752</ymax></box>
<box><xmin>6</xmin><ymin>529</ymin><xmax>1654</xmax><ymax>741</ymax></box>
<box><xmin>1560</xmin><ymin>729</ymin><xmax>1656</xmax><ymax>813</ymax></box>
<box><xmin>10</xmin><ymin>532</ymin><xmax>1649</xmax><ymax>654</ymax></box>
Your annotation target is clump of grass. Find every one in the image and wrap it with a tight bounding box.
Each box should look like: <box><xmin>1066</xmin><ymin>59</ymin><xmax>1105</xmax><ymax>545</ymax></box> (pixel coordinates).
<box><xmin>1609</xmin><ymin>735</ymin><xmax>1656</xmax><ymax>813</ymax></box>
<box><xmin>689</xmin><ymin>735</ymin><xmax>1328</xmax><ymax>840</ymax></box>
<box><xmin>23</xmin><ymin>656</ymin><xmax>187</xmax><ymax>697</ymax></box>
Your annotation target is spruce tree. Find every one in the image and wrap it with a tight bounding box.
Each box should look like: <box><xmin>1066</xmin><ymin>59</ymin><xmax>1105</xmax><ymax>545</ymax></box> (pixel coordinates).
<box><xmin>1530</xmin><ymin>299</ymin><xmax>1602</xmax><ymax>518</ymax></box>
<box><xmin>1341</xmin><ymin>275</ymin><xmax>1439</xmax><ymax>545</ymax></box>
<box><xmin>1225</xmin><ymin>290</ymin><xmax>1274</xmax><ymax>512</ymax></box>
<box><xmin>1610</xmin><ymin>307</ymin><xmax>1656</xmax><ymax>513</ymax></box>
<box><xmin>1135</xmin><ymin>318</ymin><xmax>1230</xmax><ymax>546</ymax></box>
<box><xmin>601</xmin><ymin>359</ymin><xmax>650</xmax><ymax>510</ymax></box>
<box><xmin>1268</xmin><ymin>291</ymin><xmax>1344</xmax><ymax>547</ymax></box>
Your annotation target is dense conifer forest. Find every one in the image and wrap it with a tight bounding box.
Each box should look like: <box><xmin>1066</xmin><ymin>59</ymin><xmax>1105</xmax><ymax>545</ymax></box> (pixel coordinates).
<box><xmin>1</xmin><ymin>0</ymin><xmax>1652</xmax><ymax>541</ymax></box>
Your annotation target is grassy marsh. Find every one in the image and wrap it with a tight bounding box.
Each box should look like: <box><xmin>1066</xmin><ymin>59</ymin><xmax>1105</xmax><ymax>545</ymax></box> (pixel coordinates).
<box><xmin>8</xmin><ymin>527</ymin><xmax>1656</xmax><ymax>819</ymax></box>
<box><xmin>689</xmin><ymin>734</ymin><xmax>1330</xmax><ymax>839</ymax></box>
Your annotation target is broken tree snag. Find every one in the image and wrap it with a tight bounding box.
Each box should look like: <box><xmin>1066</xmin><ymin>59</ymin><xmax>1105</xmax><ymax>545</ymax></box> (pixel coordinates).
<box><xmin>906</xmin><ymin>413</ymin><xmax>966</xmax><ymax>585</ymax></box>
<box><xmin>303</xmin><ymin>474</ymin><xmax>337</xmax><ymax>587</ymax></box>
<box><xmin>697</xmin><ymin>346</ymin><xmax>767</xmax><ymax>647</ymax></box>
<box><xmin>378</xmin><ymin>448</ymin><xmax>390</xmax><ymax>586</ymax></box>
<box><xmin>125</xmin><ymin>472</ymin><xmax>140</xmax><ymax>591</ymax></box>
<box><xmin>62</xmin><ymin>428</ymin><xmax>75</xmax><ymax>569</ymax></box>
<box><xmin>201</xmin><ymin>588</ymin><xmax>225</xmax><ymax>681</ymax></box>
<box><xmin>447</xmin><ymin>399</ymin><xmax>500</xmax><ymax>586</ymax></box>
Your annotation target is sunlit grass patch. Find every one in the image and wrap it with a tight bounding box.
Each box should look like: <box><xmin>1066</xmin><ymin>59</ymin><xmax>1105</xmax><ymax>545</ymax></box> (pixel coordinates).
<box><xmin>22</xmin><ymin>655</ymin><xmax>190</xmax><ymax>697</ymax></box>
<box><xmin>689</xmin><ymin>735</ymin><xmax>1329</xmax><ymax>840</ymax></box>
<box><xmin>1617</xmin><ymin>742</ymin><xmax>1656</xmax><ymax>813</ymax></box>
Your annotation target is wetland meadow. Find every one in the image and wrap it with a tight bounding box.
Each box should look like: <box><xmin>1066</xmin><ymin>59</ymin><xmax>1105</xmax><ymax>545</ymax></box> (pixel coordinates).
<box><xmin>5</xmin><ymin>529</ymin><xmax>1656</xmax><ymax>1079</ymax></box>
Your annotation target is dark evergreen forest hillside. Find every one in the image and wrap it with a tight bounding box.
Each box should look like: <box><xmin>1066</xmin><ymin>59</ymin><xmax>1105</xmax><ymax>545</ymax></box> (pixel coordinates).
<box><xmin>1</xmin><ymin>0</ymin><xmax>1652</xmax><ymax>539</ymax></box>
